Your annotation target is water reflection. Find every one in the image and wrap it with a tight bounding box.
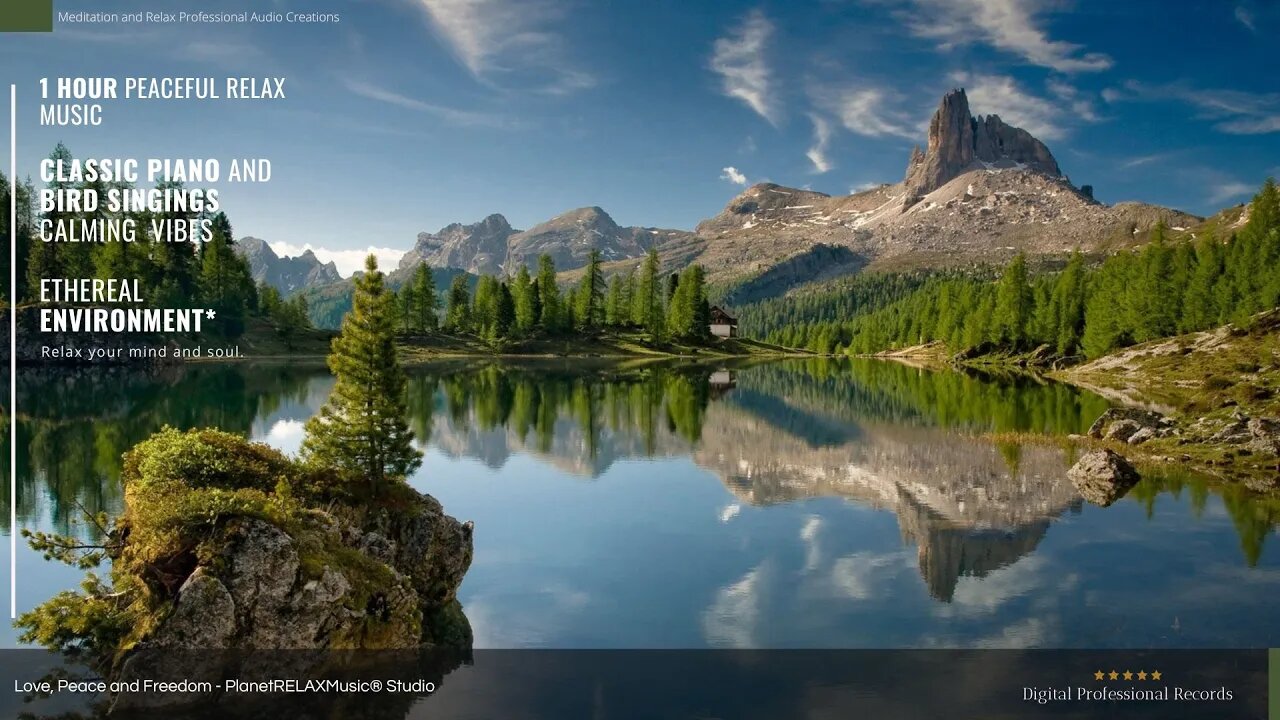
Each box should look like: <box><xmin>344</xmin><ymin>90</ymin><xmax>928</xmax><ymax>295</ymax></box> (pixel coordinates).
<box><xmin>5</xmin><ymin>359</ymin><xmax>1279</xmax><ymax>648</ymax></box>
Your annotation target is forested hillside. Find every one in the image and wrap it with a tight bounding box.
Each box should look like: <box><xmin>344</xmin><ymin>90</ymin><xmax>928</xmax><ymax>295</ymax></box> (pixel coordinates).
<box><xmin>742</xmin><ymin>179</ymin><xmax>1278</xmax><ymax>359</ymax></box>
<box><xmin>302</xmin><ymin>266</ymin><xmax>471</xmax><ymax>330</ymax></box>
<box><xmin>731</xmin><ymin>272</ymin><xmax>932</xmax><ymax>349</ymax></box>
<box><xmin>386</xmin><ymin>248</ymin><xmax>715</xmax><ymax>347</ymax></box>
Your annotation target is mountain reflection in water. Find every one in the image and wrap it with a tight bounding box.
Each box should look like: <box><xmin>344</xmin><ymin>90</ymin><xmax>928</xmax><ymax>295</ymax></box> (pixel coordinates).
<box><xmin>5</xmin><ymin>358</ymin><xmax>1279</xmax><ymax>648</ymax></box>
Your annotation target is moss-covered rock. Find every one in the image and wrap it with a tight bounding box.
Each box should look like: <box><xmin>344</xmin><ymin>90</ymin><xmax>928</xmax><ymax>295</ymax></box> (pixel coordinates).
<box><xmin>18</xmin><ymin>426</ymin><xmax>474</xmax><ymax>698</ymax></box>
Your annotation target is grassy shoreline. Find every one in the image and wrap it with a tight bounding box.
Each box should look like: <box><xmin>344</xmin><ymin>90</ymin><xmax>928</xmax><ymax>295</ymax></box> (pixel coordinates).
<box><xmin>175</xmin><ymin>323</ymin><xmax>813</xmax><ymax>363</ymax></box>
<box><xmin>865</xmin><ymin>313</ymin><xmax>1280</xmax><ymax>490</ymax></box>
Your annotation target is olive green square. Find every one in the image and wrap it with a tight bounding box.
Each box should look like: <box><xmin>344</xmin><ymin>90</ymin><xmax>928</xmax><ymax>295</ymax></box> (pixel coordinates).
<box><xmin>1271</xmin><ymin>649</ymin><xmax>1279</xmax><ymax>720</ymax></box>
<box><xmin>0</xmin><ymin>0</ymin><xmax>54</xmax><ymax>32</ymax></box>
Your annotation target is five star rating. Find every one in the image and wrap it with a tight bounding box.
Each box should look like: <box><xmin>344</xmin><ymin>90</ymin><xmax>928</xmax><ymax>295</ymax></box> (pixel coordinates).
<box><xmin>1093</xmin><ymin>670</ymin><xmax>1162</xmax><ymax>681</ymax></box>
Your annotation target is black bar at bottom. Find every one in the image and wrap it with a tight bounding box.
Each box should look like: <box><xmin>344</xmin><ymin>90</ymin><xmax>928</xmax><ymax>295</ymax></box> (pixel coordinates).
<box><xmin>0</xmin><ymin>649</ymin><xmax>1267</xmax><ymax>719</ymax></box>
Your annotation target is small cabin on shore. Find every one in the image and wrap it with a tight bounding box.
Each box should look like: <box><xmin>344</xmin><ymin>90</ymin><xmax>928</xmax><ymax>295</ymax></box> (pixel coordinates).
<box><xmin>709</xmin><ymin>306</ymin><xmax>738</xmax><ymax>338</ymax></box>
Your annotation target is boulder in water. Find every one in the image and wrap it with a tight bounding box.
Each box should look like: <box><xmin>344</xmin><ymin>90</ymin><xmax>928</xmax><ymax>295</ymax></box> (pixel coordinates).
<box><xmin>1068</xmin><ymin>449</ymin><xmax>1141</xmax><ymax>507</ymax></box>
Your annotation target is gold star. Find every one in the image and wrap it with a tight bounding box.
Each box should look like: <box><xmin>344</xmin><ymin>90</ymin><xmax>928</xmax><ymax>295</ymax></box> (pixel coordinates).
<box><xmin>1109</xmin><ymin>670</ymin><xmax>1119</xmax><ymax>680</ymax></box>
<box><xmin>1151</xmin><ymin>670</ymin><xmax>1162</xmax><ymax>681</ymax></box>
<box><xmin>1123</xmin><ymin>671</ymin><xmax>1133</xmax><ymax>680</ymax></box>
<box><xmin>1094</xmin><ymin>670</ymin><xmax>1105</xmax><ymax>681</ymax></box>
<box><xmin>1136</xmin><ymin>671</ymin><xmax>1147</xmax><ymax>680</ymax></box>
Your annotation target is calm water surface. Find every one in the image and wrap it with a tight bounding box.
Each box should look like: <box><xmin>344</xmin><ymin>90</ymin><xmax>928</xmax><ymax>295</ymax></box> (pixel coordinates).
<box><xmin>3</xmin><ymin>359</ymin><xmax>1278</xmax><ymax>648</ymax></box>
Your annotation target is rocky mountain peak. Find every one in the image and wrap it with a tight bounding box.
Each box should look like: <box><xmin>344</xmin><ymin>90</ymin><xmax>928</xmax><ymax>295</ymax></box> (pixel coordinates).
<box><xmin>475</xmin><ymin>213</ymin><xmax>513</xmax><ymax>232</ymax></box>
<box><xmin>236</xmin><ymin>235</ymin><xmax>270</xmax><ymax>257</ymax></box>
<box><xmin>904</xmin><ymin>88</ymin><xmax>1062</xmax><ymax>197</ymax></box>
<box><xmin>399</xmin><ymin>214</ymin><xmax>518</xmax><ymax>276</ymax></box>
<box><xmin>234</xmin><ymin>237</ymin><xmax>342</xmax><ymax>295</ymax></box>
<box><xmin>527</xmin><ymin>206</ymin><xmax>619</xmax><ymax>233</ymax></box>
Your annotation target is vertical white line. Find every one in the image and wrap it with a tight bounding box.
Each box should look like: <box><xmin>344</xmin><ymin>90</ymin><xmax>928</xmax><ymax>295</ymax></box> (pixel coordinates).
<box><xmin>9</xmin><ymin>83</ymin><xmax>16</xmax><ymax>620</ymax></box>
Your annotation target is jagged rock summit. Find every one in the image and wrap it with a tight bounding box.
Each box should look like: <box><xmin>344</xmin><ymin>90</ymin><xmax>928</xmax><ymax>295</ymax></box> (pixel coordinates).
<box><xmin>904</xmin><ymin>88</ymin><xmax>1061</xmax><ymax>197</ymax></box>
<box><xmin>395</xmin><ymin>207</ymin><xmax>691</xmax><ymax>277</ymax></box>
<box><xmin>506</xmin><ymin>206</ymin><xmax>686</xmax><ymax>274</ymax></box>
<box><xmin>399</xmin><ymin>213</ymin><xmax>516</xmax><ymax>277</ymax></box>
<box><xmin>681</xmin><ymin>88</ymin><xmax>1199</xmax><ymax>295</ymax></box>
<box><xmin>236</xmin><ymin>237</ymin><xmax>342</xmax><ymax>294</ymax></box>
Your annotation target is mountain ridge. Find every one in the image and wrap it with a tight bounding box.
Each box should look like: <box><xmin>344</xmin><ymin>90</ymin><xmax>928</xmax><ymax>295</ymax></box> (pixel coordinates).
<box><xmin>253</xmin><ymin>87</ymin><xmax>1228</xmax><ymax>325</ymax></box>
<box><xmin>397</xmin><ymin>206</ymin><xmax>693</xmax><ymax>277</ymax></box>
<box><xmin>677</xmin><ymin>88</ymin><xmax>1201</xmax><ymax>292</ymax></box>
<box><xmin>235</xmin><ymin>237</ymin><xmax>342</xmax><ymax>295</ymax></box>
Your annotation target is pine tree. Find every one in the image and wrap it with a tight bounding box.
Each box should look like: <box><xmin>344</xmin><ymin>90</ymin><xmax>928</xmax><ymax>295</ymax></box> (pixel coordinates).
<box><xmin>666</xmin><ymin>264</ymin><xmax>710</xmax><ymax>340</ymax></box>
<box><xmin>150</xmin><ymin>179</ymin><xmax>199</xmax><ymax>306</ymax></box>
<box><xmin>513</xmin><ymin>264</ymin><xmax>538</xmax><ymax>333</ymax></box>
<box><xmin>621</xmin><ymin>269</ymin><xmax>635</xmax><ymax>326</ymax></box>
<box><xmin>1030</xmin><ymin>280</ymin><xmax>1055</xmax><ymax>347</ymax></box>
<box><xmin>1052</xmin><ymin>251</ymin><xmax>1087</xmax><ymax>355</ymax></box>
<box><xmin>1255</xmin><ymin>179</ymin><xmax>1280</xmax><ymax>308</ymax></box>
<box><xmin>605</xmin><ymin>274</ymin><xmax>625</xmax><ymax>326</ymax></box>
<box><xmin>992</xmin><ymin>253</ymin><xmax>1032</xmax><ymax>348</ymax></box>
<box><xmin>1082</xmin><ymin>259</ymin><xmax>1129</xmax><ymax>358</ymax></box>
<box><xmin>473</xmin><ymin>275</ymin><xmax>498</xmax><ymax>337</ymax></box>
<box><xmin>694</xmin><ymin>274</ymin><xmax>712</xmax><ymax>338</ymax></box>
<box><xmin>399</xmin><ymin>284</ymin><xmax>416</xmax><ymax>334</ymax></box>
<box><xmin>257</xmin><ymin>281</ymin><xmax>282</xmax><ymax>316</ymax></box>
<box><xmin>93</xmin><ymin>180</ymin><xmax>138</xmax><ymax>284</ymax></box>
<box><xmin>494</xmin><ymin>282</ymin><xmax>515</xmax><ymax>340</ymax></box>
<box><xmin>1240</xmin><ymin>178</ymin><xmax>1280</xmax><ymax>314</ymax></box>
<box><xmin>302</xmin><ymin>255</ymin><xmax>422</xmax><ymax>489</ymax></box>
<box><xmin>27</xmin><ymin>144</ymin><xmax>73</xmax><ymax>293</ymax></box>
<box><xmin>413</xmin><ymin>264</ymin><xmax>437</xmax><ymax>332</ymax></box>
<box><xmin>445</xmin><ymin>274</ymin><xmax>471</xmax><ymax>332</ymax></box>
<box><xmin>1181</xmin><ymin>234</ymin><xmax>1221</xmax><ymax>332</ymax></box>
<box><xmin>1128</xmin><ymin>222</ymin><xmax>1177</xmax><ymax>341</ymax></box>
<box><xmin>574</xmin><ymin>249</ymin><xmax>605</xmax><ymax>330</ymax></box>
<box><xmin>634</xmin><ymin>249</ymin><xmax>663</xmax><ymax>340</ymax></box>
<box><xmin>537</xmin><ymin>254</ymin><xmax>562</xmax><ymax>333</ymax></box>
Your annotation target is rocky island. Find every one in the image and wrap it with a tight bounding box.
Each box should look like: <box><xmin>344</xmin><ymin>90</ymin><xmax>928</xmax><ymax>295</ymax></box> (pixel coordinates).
<box><xmin>19</xmin><ymin>427</ymin><xmax>472</xmax><ymax>712</ymax></box>
<box><xmin>16</xmin><ymin>255</ymin><xmax>475</xmax><ymax>714</ymax></box>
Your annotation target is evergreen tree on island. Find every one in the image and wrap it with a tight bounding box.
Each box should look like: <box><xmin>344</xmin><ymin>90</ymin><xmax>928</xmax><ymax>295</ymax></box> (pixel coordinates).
<box><xmin>302</xmin><ymin>254</ymin><xmax>422</xmax><ymax>489</ymax></box>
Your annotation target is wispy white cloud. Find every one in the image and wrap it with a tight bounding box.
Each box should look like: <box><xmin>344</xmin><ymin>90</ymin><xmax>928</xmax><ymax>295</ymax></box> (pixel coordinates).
<box><xmin>1207</xmin><ymin>179</ymin><xmax>1255</xmax><ymax>205</ymax></box>
<box><xmin>1106</xmin><ymin>80</ymin><xmax>1280</xmax><ymax>135</ymax></box>
<box><xmin>710</xmin><ymin>9</ymin><xmax>779</xmax><ymax>125</ymax></box>
<box><xmin>268</xmin><ymin>241</ymin><xmax>406</xmax><ymax>278</ymax></box>
<box><xmin>1046</xmin><ymin>78</ymin><xmax>1101</xmax><ymax>122</ymax></box>
<box><xmin>1217</xmin><ymin>115</ymin><xmax>1280</xmax><ymax>134</ymax></box>
<box><xmin>1116</xmin><ymin>153</ymin><xmax>1173</xmax><ymax>170</ymax></box>
<box><xmin>720</xmin><ymin>166</ymin><xmax>749</xmax><ymax>186</ymax></box>
<box><xmin>954</xmin><ymin>72</ymin><xmax>1067</xmax><ymax>140</ymax></box>
<box><xmin>805</xmin><ymin>114</ymin><xmax>835</xmax><ymax>173</ymax></box>
<box><xmin>342</xmin><ymin>78</ymin><xmax>515</xmax><ymax>128</ymax></box>
<box><xmin>702</xmin><ymin>563</ymin><xmax>767</xmax><ymax>648</ymax></box>
<box><xmin>829</xmin><ymin>551</ymin><xmax>911</xmax><ymax>601</ymax></box>
<box><xmin>413</xmin><ymin>0</ymin><xmax>594</xmax><ymax>94</ymax></box>
<box><xmin>800</xmin><ymin>515</ymin><xmax>823</xmax><ymax>572</ymax></box>
<box><xmin>813</xmin><ymin>84</ymin><xmax>920</xmax><ymax>140</ymax></box>
<box><xmin>887</xmin><ymin>0</ymin><xmax>1112</xmax><ymax>72</ymax></box>
<box><xmin>1234</xmin><ymin>4</ymin><xmax>1257</xmax><ymax>31</ymax></box>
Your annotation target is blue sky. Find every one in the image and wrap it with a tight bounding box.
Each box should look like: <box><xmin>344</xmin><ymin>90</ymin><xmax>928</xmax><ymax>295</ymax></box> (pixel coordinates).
<box><xmin>4</xmin><ymin>0</ymin><xmax>1279</xmax><ymax>274</ymax></box>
